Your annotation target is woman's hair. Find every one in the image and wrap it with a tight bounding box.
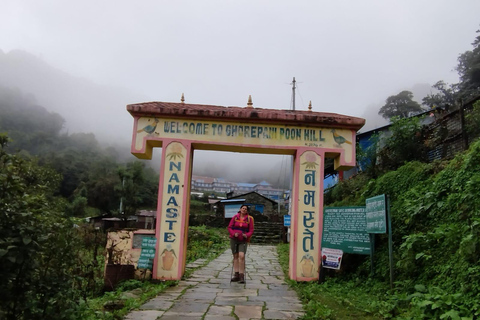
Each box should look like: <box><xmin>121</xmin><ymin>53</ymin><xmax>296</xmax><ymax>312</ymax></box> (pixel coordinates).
<box><xmin>240</xmin><ymin>204</ymin><xmax>250</xmax><ymax>212</ymax></box>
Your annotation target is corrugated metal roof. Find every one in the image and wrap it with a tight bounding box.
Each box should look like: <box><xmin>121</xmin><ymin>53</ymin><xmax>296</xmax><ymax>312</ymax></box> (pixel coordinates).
<box><xmin>219</xmin><ymin>198</ymin><xmax>246</xmax><ymax>203</ymax></box>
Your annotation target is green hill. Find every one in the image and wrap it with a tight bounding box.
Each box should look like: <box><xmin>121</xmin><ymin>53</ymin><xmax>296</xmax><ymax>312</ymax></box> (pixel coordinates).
<box><xmin>321</xmin><ymin>137</ymin><xmax>480</xmax><ymax>319</ymax></box>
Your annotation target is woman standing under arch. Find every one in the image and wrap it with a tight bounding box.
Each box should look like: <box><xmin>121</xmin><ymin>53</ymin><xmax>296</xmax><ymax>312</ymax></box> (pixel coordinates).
<box><xmin>228</xmin><ymin>205</ymin><xmax>254</xmax><ymax>283</ymax></box>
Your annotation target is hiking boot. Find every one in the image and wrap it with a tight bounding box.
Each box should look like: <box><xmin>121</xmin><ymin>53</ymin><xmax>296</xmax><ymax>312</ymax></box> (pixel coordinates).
<box><xmin>239</xmin><ymin>273</ymin><xmax>245</xmax><ymax>284</ymax></box>
<box><xmin>231</xmin><ymin>272</ymin><xmax>240</xmax><ymax>282</ymax></box>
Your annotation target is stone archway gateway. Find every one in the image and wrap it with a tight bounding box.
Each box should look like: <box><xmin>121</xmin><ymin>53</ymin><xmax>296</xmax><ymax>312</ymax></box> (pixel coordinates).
<box><xmin>127</xmin><ymin>99</ymin><xmax>365</xmax><ymax>281</ymax></box>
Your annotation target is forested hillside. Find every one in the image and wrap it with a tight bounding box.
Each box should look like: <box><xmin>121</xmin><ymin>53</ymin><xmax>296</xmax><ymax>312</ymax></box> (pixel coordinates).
<box><xmin>320</xmin><ymin>103</ymin><xmax>480</xmax><ymax>318</ymax></box>
<box><xmin>0</xmin><ymin>85</ymin><xmax>159</xmax><ymax>217</ymax></box>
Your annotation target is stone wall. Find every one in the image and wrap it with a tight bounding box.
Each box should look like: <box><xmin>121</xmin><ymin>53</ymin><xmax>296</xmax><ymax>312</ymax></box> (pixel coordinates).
<box><xmin>425</xmin><ymin>98</ymin><xmax>480</xmax><ymax>162</ymax></box>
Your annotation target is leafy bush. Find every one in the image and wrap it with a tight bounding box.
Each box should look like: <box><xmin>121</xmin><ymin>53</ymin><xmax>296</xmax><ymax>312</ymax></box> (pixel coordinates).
<box><xmin>465</xmin><ymin>98</ymin><xmax>480</xmax><ymax>139</ymax></box>
<box><xmin>377</xmin><ymin>116</ymin><xmax>428</xmax><ymax>171</ymax></box>
<box><xmin>189</xmin><ymin>199</ymin><xmax>211</xmax><ymax>215</ymax></box>
<box><xmin>325</xmin><ymin>173</ymin><xmax>371</xmax><ymax>206</ymax></box>
<box><xmin>321</xmin><ymin>138</ymin><xmax>480</xmax><ymax>318</ymax></box>
<box><xmin>0</xmin><ymin>134</ymin><xmax>82</xmax><ymax>319</ymax></box>
<box><xmin>405</xmin><ymin>285</ymin><xmax>476</xmax><ymax>320</ymax></box>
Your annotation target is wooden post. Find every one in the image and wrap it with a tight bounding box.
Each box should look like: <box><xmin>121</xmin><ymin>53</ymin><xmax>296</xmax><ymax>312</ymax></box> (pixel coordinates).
<box><xmin>387</xmin><ymin>195</ymin><xmax>394</xmax><ymax>289</ymax></box>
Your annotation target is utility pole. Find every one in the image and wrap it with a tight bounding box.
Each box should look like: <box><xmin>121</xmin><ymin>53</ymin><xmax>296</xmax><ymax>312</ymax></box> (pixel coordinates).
<box><xmin>286</xmin><ymin>76</ymin><xmax>297</xmax><ymax>243</ymax></box>
<box><xmin>119</xmin><ymin>176</ymin><xmax>125</xmax><ymax>215</ymax></box>
<box><xmin>291</xmin><ymin>77</ymin><xmax>296</xmax><ymax>111</ymax></box>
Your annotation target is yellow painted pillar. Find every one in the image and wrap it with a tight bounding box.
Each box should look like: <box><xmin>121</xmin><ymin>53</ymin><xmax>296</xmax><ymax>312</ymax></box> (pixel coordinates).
<box><xmin>289</xmin><ymin>149</ymin><xmax>324</xmax><ymax>281</ymax></box>
<box><xmin>153</xmin><ymin>140</ymin><xmax>193</xmax><ymax>280</ymax></box>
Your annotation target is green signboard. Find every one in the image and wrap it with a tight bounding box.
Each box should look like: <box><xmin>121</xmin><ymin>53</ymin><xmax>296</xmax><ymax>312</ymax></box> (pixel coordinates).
<box><xmin>138</xmin><ymin>237</ymin><xmax>157</xmax><ymax>269</ymax></box>
<box><xmin>322</xmin><ymin>207</ymin><xmax>370</xmax><ymax>254</ymax></box>
<box><xmin>366</xmin><ymin>194</ymin><xmax>387</xmax><ymax>234</ymax></box>
<box><xmin>141</xmin><ymin>237</ymin><xmax>157</xmax><ymax>249</ymax></box>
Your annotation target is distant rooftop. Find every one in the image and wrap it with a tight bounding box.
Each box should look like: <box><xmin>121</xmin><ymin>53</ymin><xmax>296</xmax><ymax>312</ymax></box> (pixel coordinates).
<box><xmin>257</xmin><ymin>180</ymin><xmax>270</xmax><ymax>186</ymax></box>
<box><xmin>237</xmin><ymin>182</ymin><xmax>257</xmax><ymax>188</ymax></box>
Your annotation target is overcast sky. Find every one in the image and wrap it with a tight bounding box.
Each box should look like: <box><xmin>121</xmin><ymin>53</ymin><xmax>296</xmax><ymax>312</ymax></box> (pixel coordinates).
<box><xmin>2</xmin><ymin>1</ymin><xmax>479</xmax><ymax>115</ymax></box>
<box><xmin>1</xmin><ymin>1</ymin><xmax>479</xmax><ymax>183</ymax></box>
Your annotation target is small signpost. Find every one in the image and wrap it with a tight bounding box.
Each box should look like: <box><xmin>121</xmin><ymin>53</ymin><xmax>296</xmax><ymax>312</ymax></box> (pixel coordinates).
<box><xmin>321</xmin><ymin>248</ymin><xmax>343</xmax><ymax>270</ymax></box>
<box><xmin>138</xmin><ymin>237</ymin><xmax>157</xmax><ymax>270</ymax></box>
<box><xmin>283</xmin><ymin>215</ymin><xmax>291</xmax><ymax>227</ymax></box>
<box><xmin>366</xmin><ymin>195</ymin><xmax>387</xmax><ymax>234</ymax></box>
<box><xmin>366</xmin><ymin>194</ymin><xmax>393</xmax><ymax>288</ymax></box>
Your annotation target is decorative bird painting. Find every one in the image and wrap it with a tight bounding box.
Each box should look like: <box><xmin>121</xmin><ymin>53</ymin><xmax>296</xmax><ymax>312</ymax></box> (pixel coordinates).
<box><xmin>137</xmin><ymin>118</ymin><xmax>160</xmax><ymax>135</ymax></box>
<box><xmin>331</xmin><ymin>129</ymin><xmax>352</xmax><ymax>147</ymax></box>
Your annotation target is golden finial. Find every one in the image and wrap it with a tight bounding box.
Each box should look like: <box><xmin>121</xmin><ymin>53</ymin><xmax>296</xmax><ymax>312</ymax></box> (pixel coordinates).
<box><xmin>181</xmin><ymin>93</ymin><xmax>185</xmax><ymax>103</ymax></box>
<box><xmin>308</xmin><ymin>100</ymin><xmax>312</xmax><ymax>111</ymax></box>
<box><xmin>247</xmin><ymin>95</ymin><xmax>253</xmax><ymax>108</ymax></box>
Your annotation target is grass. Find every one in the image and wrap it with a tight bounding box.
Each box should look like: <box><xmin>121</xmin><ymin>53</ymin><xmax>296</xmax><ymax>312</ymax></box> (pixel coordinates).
<box><xmin>78</xmin><ymin>226</ymin><xmax>229</xmax><ymax>319</ymax></box>
<box><xmin>189</xmin><ymin>199</ymin><xmax>212</xmax><ymax>215</ymax></box>
<box><xmin>277</xmin><ymin>243</ymin><xmax>387</xmax><ymax>320</ymax></box>
<box><xmin>77</xmin><ymin>280</ymin><xmax>176</xmax><ymax>319</ymax></box>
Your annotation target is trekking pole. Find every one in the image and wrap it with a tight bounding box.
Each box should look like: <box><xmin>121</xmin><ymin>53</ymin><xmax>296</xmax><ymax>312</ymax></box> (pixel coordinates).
<box><xmin>230</xmin><ymin>243</ymin><xmax>236</xmax><ymax>285</ymax></box>
<box><xmin>230</xmin><ymin>256</ymin><xmax>234</xmax><ymax>285</ymax></box>
<box><xmin>244</xmin><ymin>242</ymin><xmax>247</xmax><ymax>285</ymax></box>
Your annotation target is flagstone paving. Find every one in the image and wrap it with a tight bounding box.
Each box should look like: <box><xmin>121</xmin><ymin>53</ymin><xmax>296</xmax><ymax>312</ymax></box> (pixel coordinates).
<box><xmin>124</xmin><ymin>245</ymin><xmax>305</xmax><ymax>320</ymax></box>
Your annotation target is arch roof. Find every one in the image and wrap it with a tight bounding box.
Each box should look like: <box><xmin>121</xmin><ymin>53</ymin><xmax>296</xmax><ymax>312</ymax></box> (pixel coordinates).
<box><xmin>127</xmin><ymin>101</ymin><xmax>365</xmax><ymax>131</ymax></box>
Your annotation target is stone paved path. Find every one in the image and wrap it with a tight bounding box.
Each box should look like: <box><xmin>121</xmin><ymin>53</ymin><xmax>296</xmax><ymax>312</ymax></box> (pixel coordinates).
<box><xmin>124</xmin><ymin>244</ymin><xmax>305</xmax><ymax>320</ymax></box>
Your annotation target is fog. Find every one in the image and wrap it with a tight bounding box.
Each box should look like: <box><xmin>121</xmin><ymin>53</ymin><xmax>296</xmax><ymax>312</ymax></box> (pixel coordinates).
<box><xmin>1</xmin><ymin>0</ymin><xmax>479</xmax><ymax>184</ymax></box>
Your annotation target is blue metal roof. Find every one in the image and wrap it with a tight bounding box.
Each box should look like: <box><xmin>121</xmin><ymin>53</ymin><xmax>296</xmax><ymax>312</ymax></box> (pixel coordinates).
<box><xmin>219</xmin><ymin>198</ymin><xmax>246</xmax><ymax>203</ymax></box>
<box><xmin>237</xmin><ymin>183</ymin><xmax>256</xmax><ymax>187</ymax></box>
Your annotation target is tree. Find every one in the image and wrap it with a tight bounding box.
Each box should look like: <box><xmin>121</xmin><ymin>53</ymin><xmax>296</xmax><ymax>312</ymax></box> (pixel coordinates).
<box><xmin>378</xmin><ymin>90</ymin><xmax>424</xmax><ymax>120</ymax></box>
<box><xmin>456</xmin><ymin>28</ymin><xmax>480</xmax><ymax>99</ymax></box>
<box><xmin>421</xmin><ymin>80</ymin><xmax>458</xmax><ymax>110</ymax></box>
<box><xmin>117</xmin><ymin>162</ymin><xmax>146</xmax><ymax>218</ymax></box>
<box><xmin>84</xmin><ymin>158</ymin><xmax>121</xmax><ymax>214</ymax></box>
<box><xmin>377</xmin><ymin>116</ymin><xmax>428</xmax><ymax>171</ymax></box>
<box><xmin>0</xmin><ymin>134</ymin><xmax>83</xmax><ymax>319</ymax></box>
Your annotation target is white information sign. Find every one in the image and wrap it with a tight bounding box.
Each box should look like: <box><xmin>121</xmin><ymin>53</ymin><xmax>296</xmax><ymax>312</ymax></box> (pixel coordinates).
<box><xmin>321</xmin><ymin>248</ymin><xmax>343</xmax><ymax>270</ymax></box>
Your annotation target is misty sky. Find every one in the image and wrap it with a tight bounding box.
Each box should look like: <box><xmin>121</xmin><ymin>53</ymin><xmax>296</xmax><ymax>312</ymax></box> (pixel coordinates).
<box><xmin>2</xmin><ymin>1</ymin><xmax>479</xmax><ymax>115</ymax></box>
<box><xmin>1</xmin><ymin>0</ymin><xmax>479</xmax><ymax>184</ymax></box>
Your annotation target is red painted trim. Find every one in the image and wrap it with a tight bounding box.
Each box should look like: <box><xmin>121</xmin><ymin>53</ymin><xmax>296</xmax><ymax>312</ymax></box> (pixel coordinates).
<box><xmin>318</xmin><ymin>151</ymin><xmax>325</xmax><ymax>264</ymax></box>
<box><xmin>130</xmin><ymin>116</ymin><xmax>141</xmax><ymax>153</ymax></box>
<box><xmin>290</xmin><ymin>151</ymin><xmax>300</xmax><ymax>280</ymax></box>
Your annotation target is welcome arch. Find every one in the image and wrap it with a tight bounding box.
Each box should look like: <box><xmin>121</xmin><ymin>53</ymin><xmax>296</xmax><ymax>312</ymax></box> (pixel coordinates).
<box><xmin>127</xmin><ymin>100</ymin><xmax>365</xmax><ymax>281</ymax></box>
